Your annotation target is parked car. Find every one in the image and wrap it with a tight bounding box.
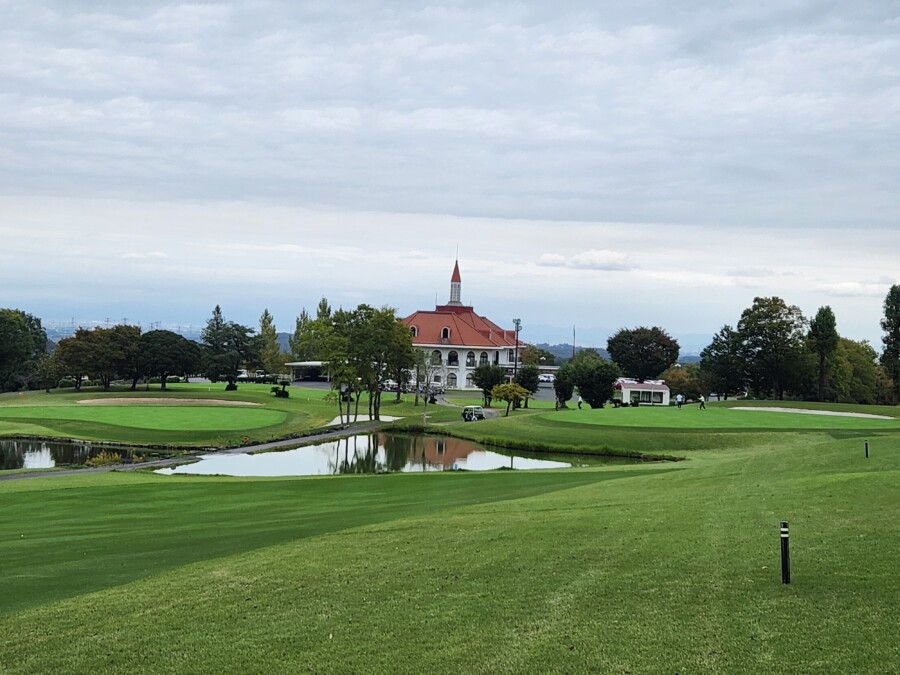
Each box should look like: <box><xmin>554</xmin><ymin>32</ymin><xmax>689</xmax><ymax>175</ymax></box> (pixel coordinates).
<box><xmin>538</xmin><ymin>374</ymin><xmax>555</xmax><ymax>383</ymax></box>
<box><xmin>461</xmin><ymin>405</ymin><xmax>485</xmax><ymax>421</ymax></box>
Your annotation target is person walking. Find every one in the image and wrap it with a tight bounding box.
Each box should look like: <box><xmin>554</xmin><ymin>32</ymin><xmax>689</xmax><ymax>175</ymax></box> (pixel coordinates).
<box><xmin>577</xmin><ymin>396</ymin><xmax>583</xmax><ymax>410</ymax></box>
<box><xmin>699</xmin><ymin>394</ymin><xmax>706</xmax><ymax>410</ymax></box>
<box><xmin>676</xmin><ymin>393</ymin><xmax>684</xmax><ymax>409</ymax></box>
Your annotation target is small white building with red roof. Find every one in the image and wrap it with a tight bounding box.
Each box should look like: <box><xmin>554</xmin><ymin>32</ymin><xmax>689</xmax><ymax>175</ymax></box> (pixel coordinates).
<box><xmin>403</xmin><ymin>261</ymin><xmax>522</xmax><ymax>390</ymax></box>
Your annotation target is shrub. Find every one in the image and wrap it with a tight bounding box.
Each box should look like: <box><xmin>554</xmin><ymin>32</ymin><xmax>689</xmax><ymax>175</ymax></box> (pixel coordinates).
<box><xmin>57</xmin><ymin>378</ymin><xmax>75</xmax><ymax>389</ymax></box>
<box><xmin>85</xmin><ymin>451</ymin><xmax>121</xmax><ymax>467</ymax></box>
<box><xmin>225</xmin><ymin>382</ymin><xmax>238</xmax><ymax>391</ymax></box>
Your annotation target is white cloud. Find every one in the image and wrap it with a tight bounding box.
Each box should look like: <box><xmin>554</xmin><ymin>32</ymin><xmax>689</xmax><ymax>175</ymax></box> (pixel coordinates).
<box><xmin>538</xmin><ymin>250</ymin><xmax>633</xmax><ymax>271</ymax></box>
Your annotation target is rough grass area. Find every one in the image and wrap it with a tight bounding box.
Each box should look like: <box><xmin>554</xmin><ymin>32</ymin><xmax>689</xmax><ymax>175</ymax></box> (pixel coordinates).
<box><xmin>2</xmin><ymin>426</ymin><xmax>899</xmax><ymax>673</ymax></box>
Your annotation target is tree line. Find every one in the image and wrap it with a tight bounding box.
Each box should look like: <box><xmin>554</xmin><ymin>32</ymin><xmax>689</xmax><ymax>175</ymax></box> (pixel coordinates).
<box><xmin>1</xmin><ymin>284</ymin><xmax>898</xmax><ymax>406</ymax></box>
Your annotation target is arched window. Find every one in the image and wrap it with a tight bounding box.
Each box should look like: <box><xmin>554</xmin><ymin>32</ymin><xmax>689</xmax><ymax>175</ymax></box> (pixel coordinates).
<box><xmin>466</xmin><ymin>351</ymin><xmax>476</xmax><ymax>367</ymax></box>
<box><xmin>465</xmin><ymin>373</ymin><xmax>474</xmax><ymax>388</ymax></box>
<box><xmin>448</xmin><ymin>351</ymin><xmax>459</xmax><ymax>366</ymax></box>
<box><xmin>447</xmin><ymin>373</ymin><xmax>457</xmax><ymax>388</ymax></box>
<box><xmin>494</xmin><ymin>351</ymin><xmax>500</xmax><ymax>364</ymax></box>
<box><xmin>410</xmin><ymin>326</ymin><xmax>417</xmax><ymax>337</ymax></box>
<box><xmin>441</xmin><ymin>327</ymin><xmax>450</xmax><ymax>340</ymax></box>
<box><xmin>431</xmin><ymin>350</ymin><xmax>442</xmax><ymax>365</ymax></box>
<box><xmin>479</xmin><ymin>351</ymin><xmax>489</xmax><ymax>366</ymax></box>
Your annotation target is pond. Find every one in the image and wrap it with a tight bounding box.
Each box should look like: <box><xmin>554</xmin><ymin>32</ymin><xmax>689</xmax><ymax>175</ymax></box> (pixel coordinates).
<box><xmin>154</xmin><ymin>432</ymin><xmax>626</xmax><ymax>477</ymax></box>
<box><xmin>0</xmin><ymin>438</ymin><xmax>148</xmax><ymax>470</ymax></box>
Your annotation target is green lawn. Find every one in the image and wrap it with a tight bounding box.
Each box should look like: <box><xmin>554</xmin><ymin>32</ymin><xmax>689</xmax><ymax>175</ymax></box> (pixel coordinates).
<box><xmin>0</xmin><ymin>383</ymin><xmax>462</xmax><ymax>446</ymax></box>
<box><xmin>2</xmin><ymin>399</ymin><xmax>900</xmax><ymax>672</ymax></box>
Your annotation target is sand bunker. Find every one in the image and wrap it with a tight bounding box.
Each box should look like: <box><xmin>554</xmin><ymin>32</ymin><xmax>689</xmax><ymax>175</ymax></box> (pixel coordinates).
<box><xmin>78</xmin><ymin>398</ymin><xmax>262</xmax><ymax>407</ymax></box>
<box><xmin>732</xmin><ymin>406</ymin><xmax>894</xmax><ymax>420</ymax></box>
<box><xmin>326</xmin><ymin>415</ymin><xmax>403</xmax><ymax>426</ymax></box>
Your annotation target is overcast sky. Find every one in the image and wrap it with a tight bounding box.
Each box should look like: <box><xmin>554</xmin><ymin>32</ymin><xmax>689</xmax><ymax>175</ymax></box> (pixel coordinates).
<box><xmin>2</xmin><ymin>1</ymin><xmax>898</xmax><ymax>351</ymax></box>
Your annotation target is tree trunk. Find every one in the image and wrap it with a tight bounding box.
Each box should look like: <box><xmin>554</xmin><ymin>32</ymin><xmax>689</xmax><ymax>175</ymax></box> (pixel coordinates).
<box><xmin>161</xmin><ymin>373</ymin><xmax>168</xmax><ymax>391</ymax></box>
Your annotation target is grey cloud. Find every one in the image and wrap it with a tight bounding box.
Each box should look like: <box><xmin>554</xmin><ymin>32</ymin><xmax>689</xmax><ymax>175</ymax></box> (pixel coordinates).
<box><xmin>538</xmin><ymin>250</ymin><xmax>634</xmax><ymax>271</ymax></box>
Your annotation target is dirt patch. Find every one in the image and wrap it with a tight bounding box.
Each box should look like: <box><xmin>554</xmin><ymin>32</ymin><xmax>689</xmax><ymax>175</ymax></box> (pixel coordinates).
<box><xmin>732</xmin><ymin>406</ymin><xmax>894</xmax><ymax>420</ymax></box>
<box><xmin>77</xmin><ymin>398</ymin><xmax>262</xmax><ymax>407</ymax></box>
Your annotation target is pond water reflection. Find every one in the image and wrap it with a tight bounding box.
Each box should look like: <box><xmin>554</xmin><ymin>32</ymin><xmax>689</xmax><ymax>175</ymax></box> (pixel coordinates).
<box><xmin>156</xmin><ymin>433</ymin><xmax>579</xmax><ymax>477</ymax></box>
<box><xmin>0</xmin><ymin>438</ymin><xmax>140</xmax><ymax>470</ymax></box>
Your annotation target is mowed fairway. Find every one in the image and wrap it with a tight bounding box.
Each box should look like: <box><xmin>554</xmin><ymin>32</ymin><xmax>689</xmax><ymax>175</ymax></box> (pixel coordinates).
<box><xmin>2</xmin><ymin>402</ymin><xmax>900</xmax><ymax>673</ymax></box>
<box><xmin>0</xmin><ymin>383</ymin><xmax>463</xmax><ymax>446</ymax></box>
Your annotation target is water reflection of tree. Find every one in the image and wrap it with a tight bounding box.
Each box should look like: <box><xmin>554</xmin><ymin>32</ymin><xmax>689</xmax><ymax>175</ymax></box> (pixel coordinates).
<box><xmin>0</xmin><ymin>441</ymin><xmax>24</xmax><ymax>470</ymax></box>
<box><xmin>382</xmin><ymin>433</ymin><xmax>413</xmax><ymax>472</ymax></box>
<box><xmin>329</xmin><ymin>434</ymin><xmax>389</xmax><ymax>475</ymax></box>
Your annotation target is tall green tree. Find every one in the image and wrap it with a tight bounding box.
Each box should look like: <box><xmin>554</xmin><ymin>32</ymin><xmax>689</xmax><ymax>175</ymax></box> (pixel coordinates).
<box><xmin>258</xmin><ymin>309</ymin><xmax>285</xmax><ymax>375</ymax></box>
<box><xmin>736</xmin><ymin>297</ymin><xmax>807</xmax><ymax>399</ymax></box>
<box><xmin>200</xmin><ymin>306</ymin><xmax>257</xmax><ymax>388</ymax></box>
<box><xmin>55</xmin><ymin>328</ymin><xmax>94</xmax><ymax>390</ymax></box>
<box><xmin>606</xmin><ymin>326</ymin><xmax>679</xmax><ymax>382</ymax></box>
<box><xmin>515</xmin><ymin>364</ymin><xmax>540</xmax><ymax>408</ymax></box>
<box><xmin>288</xmin><ymin>309</ymin><xmax>311</xmax><ymax>360</ymax></box>
<box><xmin>699</xmin><ymin>325</ymin><xmax>745</xmax><ymax>400</ymax></box>
<box><xmin>471</xmin><ymin>364</ymin><xmax>506</xmax><ymax>407</ymax></box>
<box><xmin>140</xmin><ymin>330</ymin><xmax>201</xmax><ymax>390</ymax></box>
<box><xmin>553</xmin><ymin>362</ymin><xmax>576</xmax><ymax>408</ymax></box>
<box><xmin>881</xmin><ymin>284</ymin><xmax>900</xmax><ymax>403</ymax></box>
<box><xmin>0</xmin><ymin>309</ymin><xmax>47</xmax><ymax>392</ymax></box>
<box><xmin>827</xmin><ymin>338</ymin><xmax>880</xmax><ymax>404</ymax></box>
<box><xmin>660</xmin><ymin>363</ymin><xmax>702</xmax><ymax>401</ymax></box>
<box><xmin>808</xmin><ymin>305</ymin><xmax>839</xmax><ymax>401</ymax></box>
<box><xmin>568</xmin><ymin>351</ymin><xmax>621</xmax><ymax>408</ymax></box>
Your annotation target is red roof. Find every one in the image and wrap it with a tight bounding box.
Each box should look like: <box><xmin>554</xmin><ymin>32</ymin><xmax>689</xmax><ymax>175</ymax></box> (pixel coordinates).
<box><xmin>404</xmin><ymin>308</ymin><xmax>520</xmax><ymax>348</ymax></box>
<box><xmin>450</xmin><ymin>260</ymin><xmax>461</xmax><ymax>283</ymax></box>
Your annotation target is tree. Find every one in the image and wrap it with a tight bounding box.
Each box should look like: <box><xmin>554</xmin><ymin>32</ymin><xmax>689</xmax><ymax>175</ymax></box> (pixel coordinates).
<box><xmin>699</xmin><ymin>325</ymin><xmax>744</xmax><ymax>400</ymax></box>
<box><xmin>520</xmin><ymin>345</ymin><xmax>556</xmax><ymax>366</ymax></box>
<box><xmin>471</xmin><ymin>364</ymin><xmax>506</xmax><ymax>407</ymax></box>
<box><xmin>827</xmin><ymin>338</ymin><xmax>880</xmax><ymax>405</ymax></box>
<box><xmin>141</xmin><ymin>330</ymin><xmax>201</xmax><ymax>390</ymax></box>
<box><xmin>258</xmin><ymin>309</ymin><xmax>285</xmax><ymax>375</ymax></box>
<box><xmin>200</xmin><ymin>306</ymin><xmax>257</xmax><ymax>388</ymax></box>
<box><xmin>808</xmin><ymin>306</ymin><xmax>839</xmax><ymax>401</ymax></box>
<box><xmin>553</xmin><ymin>362</ymin><xmax>576</xmax><ymax>408</ymax></box>
<box><xmin>0</xmin><ymin>309</ymin><xmax>47</xmax><ymax>392</ymax></box>
<box><xmin>736</xmin><ymin>297</ymin><xmax>807</xmax><ymax>399</ymax></box>
<box><xmin>491</xmin><ymin>382</ymin><xmax>530</xmax><ymax>417</ymax></box>
<box><xmin>33</xmin><ymin>353</ymin><xmax>62</xmax><ymax>393</ymax></box>
<box><xmin>515</xmin><ymin>364</ymin><xmax>540</xmax><ymax>408</ymax></box>
<box><xmin>881</xmin><ymin>284</ymin><xmax>900</xmax><ymax>404</ymax></box>
<box><xmin>606</xmin><ymin>326</ymin><xmax>679</xmax><ymax>382</ymax></box>
<box><xmin>288</xmin><ymin>309</ymin><xmax>311</xmax><ymax>360</ymax></box>
<box><xmin>572</xmin><ymin>358</ymin><xmax>620</xmax><ymax>408</ymax></box>
<box><xmin>660</xmin><ymin>363</ymin><xmax>702</xmax><ymax>401</ymax></box>
<box><xmin>55</xmin><ymin>329</ymin><xmax>94</xmax><ymax>390</ymax></box>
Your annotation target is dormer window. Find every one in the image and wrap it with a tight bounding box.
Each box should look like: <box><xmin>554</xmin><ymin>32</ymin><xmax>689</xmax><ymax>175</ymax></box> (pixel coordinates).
<box><xmin>410</xmin><ymin>326</ymin><xmax>418</xmax><ymax>337</ymax></box>
<box><xmin>441</xmin><ymin>327</ymin><xmax>450</xmax><ymax>340</ymax></box>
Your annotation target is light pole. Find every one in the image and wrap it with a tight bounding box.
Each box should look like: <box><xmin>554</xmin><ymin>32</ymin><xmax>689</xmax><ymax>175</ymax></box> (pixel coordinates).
<box><xmin>513</xmin><ymin>318</ymin><xmax>522</xmax><ymax>381</ymax></box>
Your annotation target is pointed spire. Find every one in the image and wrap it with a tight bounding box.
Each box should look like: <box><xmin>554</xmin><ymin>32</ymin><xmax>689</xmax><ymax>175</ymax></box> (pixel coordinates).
<box><xmin>448</xmin><ymin>259</ymin><xmax>462</xmax><ymax>305</ymax></box>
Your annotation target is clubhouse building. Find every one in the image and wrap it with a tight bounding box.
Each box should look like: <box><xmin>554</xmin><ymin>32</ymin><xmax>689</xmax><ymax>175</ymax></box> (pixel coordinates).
<box><xmin>402</xmin><ymin>261</ymin><xmax>522</xmax><ymax>390</ymax></box>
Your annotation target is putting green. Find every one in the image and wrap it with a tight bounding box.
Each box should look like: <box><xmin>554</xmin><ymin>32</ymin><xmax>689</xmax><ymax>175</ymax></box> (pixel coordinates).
<box><xmin>548</xmin><ymin>405</ymin><xmax>900</xmax><ymax>430</ymax></box>
<box><xmin>0</xmin><ymin>405</ymin><xmax>287</xmax><ymax>431</ymax></box>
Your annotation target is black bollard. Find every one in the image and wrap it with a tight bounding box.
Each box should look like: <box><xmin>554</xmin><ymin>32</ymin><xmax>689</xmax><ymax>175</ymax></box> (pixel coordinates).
<box><xmin>865</xmin><ymin>440</ymin><xmax>869</xmax><ymax>458</ymax></box>
<box><xmin>780</xmin><ymin>521</ymin><xmax>791</xmax><ymax>584</ymax></box>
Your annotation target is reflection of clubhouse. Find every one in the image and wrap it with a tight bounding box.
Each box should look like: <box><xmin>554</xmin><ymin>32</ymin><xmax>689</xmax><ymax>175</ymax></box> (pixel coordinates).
<box><xmin>403</xmin><ymin>260</ymin><xmax>522</xmax><ymax>390</ymax></box>
<box><xmin>380</xmin><ymin>433</ymin><xmax>474</xmax><ymax>468</ymax></box>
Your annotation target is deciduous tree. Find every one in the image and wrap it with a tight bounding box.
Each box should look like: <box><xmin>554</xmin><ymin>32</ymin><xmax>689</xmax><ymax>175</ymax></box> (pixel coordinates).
<box><xmin>607</xmin><ymin>326</ymin><xmax>679</xmax><ymax>382</ymax></box>
<box><xmin>0</xmin><ymin>309</ymin><xmax>47</xmax><ymax>392</ymax></box>
<box><xmin>471</xmin><ymin>364</ymin><xmax>506</xmax><ymax>407</ymax></box>
<box><xmin>491</xmin><ymin>382</ymin><xmax>530</xmax><ymax>417</ymax></box>
<box><xmin>699</xmin><ymin>325</ymin><xmax>744</xmax><ymax>400</ymax></box>
<box><xmin>141</xmin><ymin>330</ymin><xmax>201</xmax><ymax>390</ymax></box>
<box><xmin>515</xmin><ymin>364</ymin><xmax>540</xmax><ymax>408</ymax></box>
<box><xmin>736</xmin><ymin>297</ymin><xmax>807</xmax><ymax>399</ymax></box>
